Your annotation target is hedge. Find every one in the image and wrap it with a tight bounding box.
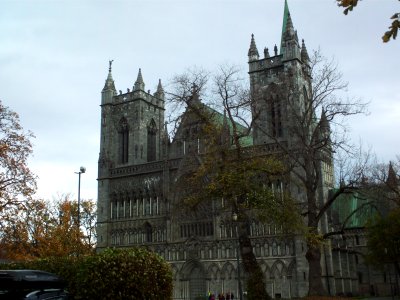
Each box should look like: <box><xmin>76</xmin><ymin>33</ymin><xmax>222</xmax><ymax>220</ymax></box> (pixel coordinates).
<box><xmin>2</xmin><ymin>247</ymin><xmax>173</xmax><ymax>300</ymax></box>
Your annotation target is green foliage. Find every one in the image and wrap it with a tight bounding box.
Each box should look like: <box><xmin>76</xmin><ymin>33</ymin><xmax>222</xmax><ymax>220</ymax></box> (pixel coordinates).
<box><xmin>246</xmin><ymin>269</ymin><xmax>271</xmax><ymax>300</ymax></box>
<box><xmin>336</xmin><ymin>0</ymin><xmax>399</xmax><ymax>42</ymax></box>
<box><xmin>366</xmin><ymin>208</ymin><xmax>400</xmax><ymax>269</ymax></box>
<box><xmin>383</xmin><ymin>13</ymin><xmax>400</xmax><ymax>42</ymax></box>
<box><xmin>2</xmin><ymin>248</ymin><xmax>173</xmax><ymax>300</ymax></box>
<box><xmin>75</xmin><ymin>248</ymin><xmax>173</xmax><ymax>300</ymax></box>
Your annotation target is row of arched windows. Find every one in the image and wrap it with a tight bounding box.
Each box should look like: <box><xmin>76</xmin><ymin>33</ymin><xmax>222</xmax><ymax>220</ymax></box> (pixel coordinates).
<box><xmin>110</xmin><ymin>196</ymin><xmax>161</xmax><ymax>219</ymax></box>
<box><xmin>110</xmin><ymin>225</ymin><xmax>166</xmax><ymax>245</ymax></box>
<box><xmin>219</xmin><ymin>221</ymin><xmax>284</xmax><ymax>239</ymax></box>
<box><xmin>180</xmin><ymin>222</ymin><xmax>214</xmax><ymax>238</ymax></box>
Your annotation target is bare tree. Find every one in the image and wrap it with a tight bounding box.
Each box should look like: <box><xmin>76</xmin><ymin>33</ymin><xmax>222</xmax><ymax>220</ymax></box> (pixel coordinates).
<box><xmin>167</xmin><ymin>66</ymin><xmax>301</xmax><ymax>299</ymax></box>
<box><xmin>252</xmin><ymin>49</ymin><xmax>368</xmax><ymax>295</ymax></box>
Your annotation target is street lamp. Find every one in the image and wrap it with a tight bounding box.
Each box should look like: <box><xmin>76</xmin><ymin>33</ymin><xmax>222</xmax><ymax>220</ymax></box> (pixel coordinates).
<box><xmin>232</xmin><ymin>212</ymin><xmax>244</xmax><ymax>300</ymax></box>
<box><xmin>75</xmin><ymin>166</ymin><xmax>86</xmax><ymax>228</ymax></box>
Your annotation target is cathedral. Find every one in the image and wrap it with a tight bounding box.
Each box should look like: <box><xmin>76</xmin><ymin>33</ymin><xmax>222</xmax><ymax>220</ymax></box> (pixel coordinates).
<box><xmin>96</xmin><ymin>2</ymin><xmax>395</xmax><ymax>299</ymax></box>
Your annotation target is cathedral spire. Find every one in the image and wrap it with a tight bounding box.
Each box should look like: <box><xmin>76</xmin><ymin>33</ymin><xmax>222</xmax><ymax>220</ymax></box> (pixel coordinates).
<box><xmin>134</xmin><ymin>68</ymin><xmax>145</xmax><ymax>91</ymax></box>
<box><xmin>280</xmin><ymin>0</ymin><xmax>301</xmax><ymax>61</ymax></box>
<box><xmin>280</xmin><ymin>0</ymin><xmax>290</xmax><ymax>54</ymax></box>
<box><xmin>248</xmin><ymin>34</ymin><xmax>259</xmax><ymax>62</ymax></box>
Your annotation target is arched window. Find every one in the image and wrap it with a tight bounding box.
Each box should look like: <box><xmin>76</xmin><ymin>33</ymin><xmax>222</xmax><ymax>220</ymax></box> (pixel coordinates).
<box><xmin>118</xmin><ymin>118</ymin><xmax>129</xmax><ymax>163</ymax></box>
<box><xmin>145</xmin><ymin>222</ymin><xmax>152</xmax><ymax>243</ymax></box>
<box><xmin>147</xmin><ymin>119</ymin><xmax>157</xmax><ymax>162</ymax></box>
<box><xmin>270</xmin><ymin>97</ymin><xmax>282</xmax><ymax>138</ymax></box>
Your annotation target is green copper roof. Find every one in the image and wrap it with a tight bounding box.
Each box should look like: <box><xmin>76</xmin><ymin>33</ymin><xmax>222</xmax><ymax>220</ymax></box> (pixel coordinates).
<box><xmin>330</xmin><ymin>189</ymin><xmax>378</xmax><ymax>228</ymax></box>
<box><xmin>280</xmin><ymin>0</ymin><xmax>289</xmax><ymax>54</ymax></box>
<box><xmin>207</xmin><ymin>106</ymin><xmax>253</xmax><ymax>147</ymax></box>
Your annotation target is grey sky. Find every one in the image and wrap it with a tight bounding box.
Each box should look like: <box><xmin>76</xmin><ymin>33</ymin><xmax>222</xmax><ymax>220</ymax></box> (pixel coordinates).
<box><xmin>1</xmin><ymin>0</ymin><xmax>399</xmax><ymax>201</ymax></box>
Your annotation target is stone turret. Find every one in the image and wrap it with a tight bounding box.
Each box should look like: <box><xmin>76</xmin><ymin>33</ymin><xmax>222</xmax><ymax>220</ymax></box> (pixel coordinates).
<box><xmin>101</xmin><ymin>60</ymin><xmax>117</xmax><ymax>105</ymax></box>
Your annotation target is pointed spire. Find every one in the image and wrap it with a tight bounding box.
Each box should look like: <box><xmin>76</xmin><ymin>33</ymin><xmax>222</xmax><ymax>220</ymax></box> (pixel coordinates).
<box><xmin>301</xmin><ymin>39</ymin><xmax>310</xmax><ymax>62</ymax></box>
<box><xmin>248</xmin><ymin>34</ymin><xmax>259</xmax><ymax>61</ymax></box>
<box><xmin>189</xmin><ymin>83</ymin><xmax>201</xmax><ymax>105</ymax></box>
<box><xmin>163</xmin><ymin>122</ymin><xmax>170</xmax><ymax>143</ymax></box>
<box><xmin>102</xmin><ymin>59</ymin><xmax>116</xmax><ymax>92</ymax></box>
<box><xmin>320</xmin><ymin>110</ymin><xmax>330</xmax><ymax>132</ymax></box>
<box><xmin>154</xmin><ymin>79</ymin><xmax>165</xmax><ymax>100</ymax></box>
<box><xmin>157</xmin><ymin>79</ymin><xmax>163</xmax><ymax>92</ymax></box>
<box><xmin>387</xmin><ymin>161</ymin><xmax>399</xmax><ymax>188</ymax></box>
<box><xmin>264</xmin><ymin>47</ymin><xmax>270</xmax><ymax>58</ymax></box>
<box><xmin>285</xmin><ymin>12</ymin><xmax>295</xmax><ymax>36</ymax></box>
<box><xmin>280</xmin><ymin>0</ymin><xmax>290</xmax><ymax>54</ymax></box>
<box><xmin>134</xmin><ymin>68</ymin><xmax>145</xmax><ymax>91</ymax></box>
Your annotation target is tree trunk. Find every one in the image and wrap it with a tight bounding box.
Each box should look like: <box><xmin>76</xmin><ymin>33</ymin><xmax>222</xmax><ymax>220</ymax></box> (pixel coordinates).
<box><xmin>238</xmin><ymin>221</ymin><xmax>271</xmax><ymax>300</ymax></box>
<box><xmin>305</xmin><ymin>243</ymin><xmax>327</xmax><ymax>296</ymax></box>
<box><xmin>306</xmin><ymin>184</ymin><xmax>328</xmax><ymax>296</ymax></box>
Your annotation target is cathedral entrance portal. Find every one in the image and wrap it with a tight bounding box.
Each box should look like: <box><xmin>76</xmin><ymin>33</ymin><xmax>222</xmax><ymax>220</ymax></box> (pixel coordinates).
<box><xmin>189</xmin><ymin>266</ymin><xmax>206</xmax><ymax>300</ymax></box>
<box><xmin>181</xmin><ymin>259</ymin><xmax>206</xmax><ymax>300</ymax></box>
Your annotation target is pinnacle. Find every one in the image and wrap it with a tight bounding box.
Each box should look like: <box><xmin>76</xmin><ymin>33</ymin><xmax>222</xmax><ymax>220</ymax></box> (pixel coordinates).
<box><xmin>103</xmin><ymin>60</ymin><xmax>116</xmax><ymax>92</ymax></box>
<box><xmin>157</xmin><ymin>79</ymin><xmax>164</xmax><ymax>92</ymax></box>
<box><xmin>248</xmin><ymin>33</ymin><xmax>259</xmax><ymax>59</ymax></box>
<box><xmin>134</xmin><ymin>68</ymin><xmax>145</xmax><ymax>91</ymax></box>
<box><xmin>136</xmin><ymin>68</ymin><xmax>144</xmax><ymax>83</ymax></box>
<box><xmin>301</xmin><ymin>39</ymin><xmax>310</xmax><ymax>61</ymax></box>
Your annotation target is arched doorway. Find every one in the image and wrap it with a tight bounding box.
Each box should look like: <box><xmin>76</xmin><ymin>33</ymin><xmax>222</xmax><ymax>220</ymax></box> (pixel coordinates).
<box><xmin>189</xmin><ymin>265</ymin><xmax>206</xmax><ymax>300</ymax></box>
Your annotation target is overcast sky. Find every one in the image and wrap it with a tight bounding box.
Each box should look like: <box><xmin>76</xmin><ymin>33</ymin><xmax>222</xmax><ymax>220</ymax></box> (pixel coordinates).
<box><xmin>1</xmin><ymin>0</ymin><xmax>399</xmax><ymax>202</ymax></box>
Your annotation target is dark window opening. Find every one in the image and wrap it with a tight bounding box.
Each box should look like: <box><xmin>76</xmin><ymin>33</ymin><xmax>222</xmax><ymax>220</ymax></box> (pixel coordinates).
<box><xmin>358</xmin><ymin>272</ymin><xmax>363</xmax><ymax>284</ymax></box>
<box><xmin>270</xmin><ymin>100</ymin><xmax>282</xmax><ymax>138</ymax></box>
<box><xmin>118</xmin><ymin>118</ymin><xmax>129</xmax><ymax>163</ymax></box>
<box><xmin>147</xmin><ymin>119</ymin><xmax>157</xmax><ymax>162</ymax></box>
<box><xmin>145</xmin><ymin>222</ymin><xmax>152</xmax><ymax>243</ymax></box>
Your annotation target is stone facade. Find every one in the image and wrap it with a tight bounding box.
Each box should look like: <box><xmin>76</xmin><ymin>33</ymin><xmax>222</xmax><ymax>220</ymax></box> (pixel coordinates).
<box><xmin>96</xmin><ymin>2</ymin><xmax>394</xmax><ymax>300</ymax></box>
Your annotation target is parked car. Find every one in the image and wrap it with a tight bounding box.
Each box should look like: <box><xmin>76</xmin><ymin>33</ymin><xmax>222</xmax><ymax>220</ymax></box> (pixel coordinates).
<box><xmin>0</xmin><ymin>270</ymin><xmax>68</xmax><ymax>299</ymax></box>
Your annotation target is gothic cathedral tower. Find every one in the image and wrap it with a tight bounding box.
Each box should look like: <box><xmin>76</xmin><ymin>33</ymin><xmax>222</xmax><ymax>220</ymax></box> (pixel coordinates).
<box><xmin>97</xmin><ymin>62</ymin><xmax>166</xmax><ymax>248</ymax></box>
<box><xmin>248</xmin><ymin>0</ymin><xmax>312</xmax><ymax>147</ymax></box>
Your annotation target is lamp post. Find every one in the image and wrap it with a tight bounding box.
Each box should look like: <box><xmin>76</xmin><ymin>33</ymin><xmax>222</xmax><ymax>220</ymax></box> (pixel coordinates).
<box><xmin>75</xmin><ymin>166</ymin><xmax>86</xmax><ymax>228</ymax></box>
<box><xmin>232</xmin><ymin>212</ymin><xmax>243</xmax><ymax>300</ymax></box>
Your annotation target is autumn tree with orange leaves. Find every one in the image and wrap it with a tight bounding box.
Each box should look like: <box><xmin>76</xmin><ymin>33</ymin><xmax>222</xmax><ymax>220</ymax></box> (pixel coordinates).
<box><xmin>1</xmin><ymin>195</ymin><xmax>96</xmax><ymax>260</ymax></box>
<box><xmin>0</xmin><ymin>100</ymin><xmax>36</xmax><ymax>219</ymax></box>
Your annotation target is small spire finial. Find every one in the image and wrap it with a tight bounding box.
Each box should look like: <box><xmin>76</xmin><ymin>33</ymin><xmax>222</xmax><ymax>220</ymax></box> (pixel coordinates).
<box><xmin>264</xmin><ymin>47</ymin><xmax>270</xmax><ymax>58</ymax></box>
<box><xmin>109</xmin><ymin>59</ymin><xmax>114</xmax><ymax>72</ymax></box>
<box><xmin>274</xmin><ymin>44</ymin><xmax>278</xmax><ymax>56</ymax></box>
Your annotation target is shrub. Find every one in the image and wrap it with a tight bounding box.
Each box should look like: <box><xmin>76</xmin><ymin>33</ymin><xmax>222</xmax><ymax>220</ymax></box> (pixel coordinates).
<box><xmin>75</xmin><ymin>248</ymin><xmax>173</xmax><ymax>299</ymax></box>
<box><xmin>2</xmin><ymin>247</ymin><xmax>173</xmax><ymax>300</ymax></box>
